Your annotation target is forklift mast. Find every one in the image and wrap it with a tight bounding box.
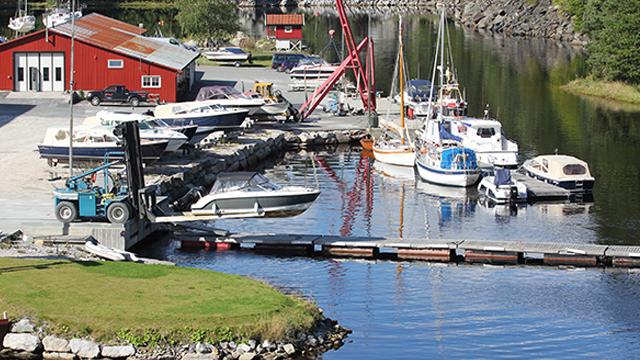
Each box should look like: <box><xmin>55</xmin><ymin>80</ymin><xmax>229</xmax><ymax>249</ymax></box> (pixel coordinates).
<box><xmin>115</xmin><ymin>122</ymin><xmax>146</xmax><ymax>217</ymax></box>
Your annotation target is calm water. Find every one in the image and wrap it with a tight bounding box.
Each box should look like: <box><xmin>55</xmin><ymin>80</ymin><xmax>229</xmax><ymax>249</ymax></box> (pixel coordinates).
<box><xmin>141</xmin><ymin>149</ymin><xmax>640</xmax><ymax>359</ymax></box>
<box><xmin>4</xmin><ymin>5</ymin><xmax>640</xmax><ymax>356</ymax></box>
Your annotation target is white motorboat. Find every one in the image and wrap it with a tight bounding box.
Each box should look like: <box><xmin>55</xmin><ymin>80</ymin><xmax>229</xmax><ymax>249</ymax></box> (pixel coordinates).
<box><xmin>477</xmin><ymin>168</ymin><xmax>527</xmax><ymax>204</ymax></box>
<box><xmin>289</xmin><ymin>56</ymin><xmax>338</xmax><ymax>80</ymax></box>
<box><xmin>522</xmin><ymin>154</ymin><xmax>595</xmax><ymax>192</ymax></box>
<box><xmin>202</xmin><ymin>47</ymin><xmax>251</xmax><ymax>65</ymax></box>
<box><xmin>196</xmin><ymin>86</ymin><xmax>265</xmax><ymax>116</ymax></box>
<box><xmin>395</xmin><ymin>79</ymin><xmax>434</xmax><ymax>117</ymax></box>
<box><xmin>190</xmin><ymin>172</ymin><xmax>321</xmax><ymax>218</ymax></box>
<box><xmin>84</xmin><ymin>111</ymin><xmax>188</xmax><ymax>152</ymax></box>
<box><xmin>153</xmin><ymin>101</ymin><xmax>249</xmax><ymax>134</ymax></box>
<box><xmin>8</xmin><ymin>1</ymin><xmax>35</xmax><ymax>33</ymax></box>
<box><xmin>373</xmin><ymin>16</ymin><xmax>415</xmax><ymax>168</ymax></box>
<box><xmin>37</xmin><ymin>126</ymin><xmax>168</xmax><ymax>163</ymax></box>
<box><xmin>439</xmin><ymin>117</ymin><xmax>519</xmax><ymax>168</ymax></box>
<box><xmin>43</xmin><ymin>2</ymin><xmax>82</xmax><ymax>28</ymax></box>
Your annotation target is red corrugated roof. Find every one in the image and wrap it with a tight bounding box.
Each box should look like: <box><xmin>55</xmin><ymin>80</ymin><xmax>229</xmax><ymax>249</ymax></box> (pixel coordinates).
<box><xmin>266</xmin><ymin>14</ymin><xmax>304</xmax><ymax>26</ymax></box>
<box><xmin>52</xmin><ymin>13</ymin><xmax>198</xmax><ymax>70</ymax></box>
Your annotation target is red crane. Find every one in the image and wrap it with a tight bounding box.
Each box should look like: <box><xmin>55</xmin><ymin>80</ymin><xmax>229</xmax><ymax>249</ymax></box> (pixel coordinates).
<box><xmin>298</xmin><ymin>0</ymin><xmax>376</xmax><ymax>120</ymax></box>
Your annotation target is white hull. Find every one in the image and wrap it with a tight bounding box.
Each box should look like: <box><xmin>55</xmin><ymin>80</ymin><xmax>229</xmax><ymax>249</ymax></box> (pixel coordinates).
<box><xmin>476</xmin><ymin>150</ymin><xmax>519</xmax><ymax>168</ymax></box>
<box><xmin>202</xmin><ymin>53</ymin><xmax>250</xmax><ymax>62</ymax></box>
<box><xmin>415</xmin><ymin>157</ymin><xmax>480</xmax><ymax>187</ymax></box>
<box><xmin>373</xmin><ymin>161</ymin><xmax>415</xmax><ymax>181</ymax></box>
<box><xmin>372</xmin><ymin>148</ymin><xmax>415</xmax><ymax>167</ymax></box>
<box><xmin>257</xmin><ymin>102</ymin><xmax>288</xmax><ymax>116</ymax></box>
<box><xmin>8</xmin><ymin>16</ymin><xmax>36</xmax><ymax>32</ymax></box>
<box><xmin>477</xmin><ymin>176</ymin><xmax>527</xmax><ymax>204</ymax></box>
<box><xmin>44</xmin><ymin>9</ymin><xmax>82</xmax><ymax>28</ymax></box>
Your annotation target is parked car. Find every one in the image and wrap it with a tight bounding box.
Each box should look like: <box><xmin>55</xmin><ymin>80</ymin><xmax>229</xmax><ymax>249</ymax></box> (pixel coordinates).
<box><xmin>271</xmin><ymin>52</ymin><xmax>307</xmax><ymax>70</ymax></box>
<box><xmin>86</xmin><ymin>85</ymin><xmax>150</xmax><ymax>107</ymax></box>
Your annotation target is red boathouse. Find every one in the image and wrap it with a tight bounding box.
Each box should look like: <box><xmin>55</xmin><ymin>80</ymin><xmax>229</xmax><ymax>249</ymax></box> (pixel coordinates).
<box><xmin>0</xmin><ymin>13</ymin><xmax>199</xmax><ymax>102</ymax></box>
<box><xmin>265</xmin><ymin>14</ymin><xmax>304</xmax><ymax>50</ymax></box>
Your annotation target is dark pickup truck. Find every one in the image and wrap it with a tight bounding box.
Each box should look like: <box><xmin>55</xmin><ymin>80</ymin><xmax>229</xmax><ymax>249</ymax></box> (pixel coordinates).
<box><xmin>86</xmin><ymin>85</ymin><xmax>149</xmax><ymax>107</ymax></box>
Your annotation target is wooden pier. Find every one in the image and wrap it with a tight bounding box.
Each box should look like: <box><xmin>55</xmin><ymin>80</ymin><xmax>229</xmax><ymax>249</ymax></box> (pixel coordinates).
<box><xmin>512</xmin><ymin>173</ymin><xmax>573</xmax><ymax>201</ymax></box>
<box><xmin>178</xmin><ymin>232</ymin><xmax>640</xmax><ymax>268</ymax></box>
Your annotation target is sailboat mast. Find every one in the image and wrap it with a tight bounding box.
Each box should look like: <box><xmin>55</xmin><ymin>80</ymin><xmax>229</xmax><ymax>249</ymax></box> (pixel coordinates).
<box><xmin>439</xmin><ymin>9</ymin><xmax>445</xmax><ymax>92</ymax></box>
<box><xmin>398</xmin><ymin>16</ymin><xmax>405</xmax><ymax>144</ymax></box>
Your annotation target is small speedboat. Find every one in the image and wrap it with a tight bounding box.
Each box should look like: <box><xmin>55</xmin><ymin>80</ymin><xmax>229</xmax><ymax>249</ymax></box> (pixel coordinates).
<box><xmin>202</xmin><ymin>47</ymin><xmax>251</xmax><ymax>65</ymax></box>
<box><xmin>190</xmin><ymin>172</ymin><xmax>321</xmax><ymax>218</ymax></box>
<box><xmin>153</xmin><ymin>101</ymin><xmax>249</xmax><ymax>134</ymax></box>
<box><xmin>522</xmin><ymin>154</ymin><xmax>595</xmax><ymax>192</ymax></box>
<box><xmin>477</xmin><ymin>168</ymin><xmax>527</xmax><ymax>204</ymax></box>
<box><xmin>37</xmin><ymin>126</ymin><xmax>167</xmax><ymax>164</ymax></box>
<box><xmin>85</xmin><ymin>111</ymin><xmax>188</xmax><ymax>152</ymax></box>
<box><xmin>196</xmin><ymin>86</ymin><xmax>265</xmax><ymax>116</ymax></box>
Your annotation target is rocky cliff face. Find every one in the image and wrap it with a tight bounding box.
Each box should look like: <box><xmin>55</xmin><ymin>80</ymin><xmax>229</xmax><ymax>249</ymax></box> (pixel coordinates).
<box><xmin>289</xmin><ymin>0</ymin><xmax>585</xmax><ymax>44</ymax></box>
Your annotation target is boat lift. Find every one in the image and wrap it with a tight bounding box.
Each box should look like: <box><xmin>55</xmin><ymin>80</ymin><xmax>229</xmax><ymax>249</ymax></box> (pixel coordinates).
<box><xmin>298</xmin><ymin>0</ymin><xmax>376</xmax><ymax>120</ymax></box>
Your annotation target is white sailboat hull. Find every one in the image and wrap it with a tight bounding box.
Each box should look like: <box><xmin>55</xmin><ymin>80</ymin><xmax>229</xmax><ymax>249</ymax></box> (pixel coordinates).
<box><xmin>476</xmin><ymin>150</ymin><xmax>519</xmax><ymax>168</ymax></box>
<box><xmin>8</xmin><ymin>16</ymin><xmax>35</xmax><ymax>32</ymax></box>
<box><xmin>415</xmin><ymin>157</ymin><xmax>480</xmax><ymax>187</ymax></box>
<box><xmin>373</xmin><ymin>148</ymin><xmax>415</xmax><ymax>167</ymax></box>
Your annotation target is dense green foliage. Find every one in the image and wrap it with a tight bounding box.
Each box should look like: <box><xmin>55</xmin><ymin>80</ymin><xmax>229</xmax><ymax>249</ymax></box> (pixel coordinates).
<box><xmin>174</xmin><ymin>0</ymin><xmax>240</xmax><ymax>43</ymax></box>
<box><xmin>0</xmin><ymin>258</ymin><xmax>318</xmax><ymax>342</ymax></box>
<box><xmin>558</xmin><ymin>0</ymin><xmax>640</xmax><ymax>84</ymax></box>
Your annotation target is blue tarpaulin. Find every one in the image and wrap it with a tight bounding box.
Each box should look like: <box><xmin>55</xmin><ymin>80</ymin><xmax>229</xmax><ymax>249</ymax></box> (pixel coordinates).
<box><xmin>440</xmin><ymin>147</ymin><xmax>477</xmax><ymax>170</ymax></box>
<box><xmin>439</xmin><ymin>123</ymin><xmax>462</xmax><ymax>142</ymax></box>
<box><xmin>494</xmin><ymin>168</ymin><xmax>513</xmax><ymax>186</ymax></box>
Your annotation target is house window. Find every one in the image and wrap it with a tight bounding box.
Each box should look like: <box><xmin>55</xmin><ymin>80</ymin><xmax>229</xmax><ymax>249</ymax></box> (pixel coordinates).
<box><xmin>141</xmin><ymin>75</ymin><xmax>161</xmax><ymax>88</ymax></box>
<box><xmin>55</xmin><ymin>67</ymin><xmax>62</xmax><ymax>81</ymax></box>
<box><xmin>43</xmin><ymin>68</ymin><xmax>50</xmax><ymax>81</ymax></box>
<box><xmin>284</xmin><ymin>26</ymin><xmax>293</xmax><ymax>33</ymax></box>
<box><xmin>18</xmin><ymin>67</ymin><xmax>24</xmax><ymax>81</ymax></box>
<box><xmin>108</xmin><ymin>59</ymin><xmax>124</xmax><ymax>69</ymax></box>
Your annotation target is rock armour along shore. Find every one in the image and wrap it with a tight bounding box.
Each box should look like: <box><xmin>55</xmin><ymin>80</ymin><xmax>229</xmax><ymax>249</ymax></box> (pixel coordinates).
<box><xmin>238</xmin><ymin>0</ymin><xmax>585</xmax><ymax>44</ymax></box>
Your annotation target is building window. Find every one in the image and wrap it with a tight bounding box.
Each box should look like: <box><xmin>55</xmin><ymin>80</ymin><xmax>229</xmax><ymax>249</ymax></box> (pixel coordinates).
<box><xmin>107</xmin><ymin>59</ymin><xmax>124</xmax><ymax>69</ymax></box>
<box><xmin>284</xmin><ymin>26</ymin><xmax>293</xmax><ymax>33</ymax></box>
<box><xmin>141</xmin><ymin>75</ymin><xmax>161</xmax><ymax>88</ymax></box>
<box><xmin>18</xmin><ymin>67</ymin><xmax>24</xmax><ymax>81</ymax></box>
<box><xmin>55</xmin><ymin>67</ymin><xmax>62</xmax><ymax>81</ymax></box>
<box><xmin>43</xmin><ymin>68</ymin><xmax>50</xmax><ymax>81</ymax></box>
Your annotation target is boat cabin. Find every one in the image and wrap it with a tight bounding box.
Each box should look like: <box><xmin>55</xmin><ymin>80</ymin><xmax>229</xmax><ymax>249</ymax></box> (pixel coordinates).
<box><xmin>526</xmin><ymin>155</ymin><xmax>592</xmax><ymax>180</ymax></box>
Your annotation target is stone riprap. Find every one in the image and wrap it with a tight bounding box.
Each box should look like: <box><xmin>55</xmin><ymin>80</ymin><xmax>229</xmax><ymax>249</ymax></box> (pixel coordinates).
<box><xmin>0</xmin><ymin>317</ymin><xmax>350</xmax><ymax>360</ymax></box>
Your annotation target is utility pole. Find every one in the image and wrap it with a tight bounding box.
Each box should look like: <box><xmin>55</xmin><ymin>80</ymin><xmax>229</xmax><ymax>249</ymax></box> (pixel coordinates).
<box><xmin>68</xmin><ymin>0</ymin><xmax>76</xmax><ymax>176</ymax></box>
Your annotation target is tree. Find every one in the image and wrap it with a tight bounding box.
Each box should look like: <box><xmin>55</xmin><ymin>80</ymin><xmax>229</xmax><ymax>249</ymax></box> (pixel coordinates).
<box><xmin>175</xmin><ymin>0</ymin><xmax>240</xmax><ymax>44</ymax></box>
<box><xmin>583</xmin><ymin>0</ymin><xmax>640</xmax><ymax>83</ymax></box>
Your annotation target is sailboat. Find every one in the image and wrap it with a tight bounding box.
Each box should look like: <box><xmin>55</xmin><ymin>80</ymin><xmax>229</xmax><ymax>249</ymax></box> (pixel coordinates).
<box><xmin>414</xmin><ymin>8</ymin><xmax>481</xmax><ymax>187</ymax></box>
<box><xmin>372</xmin><ymin>16</ymin><xmax>415</xmax><ymax>167</ymax></box>
<box><xmin>8</xmin><ymin>0</ymin><xmax>36</xmax><ymax>33</ymax></box>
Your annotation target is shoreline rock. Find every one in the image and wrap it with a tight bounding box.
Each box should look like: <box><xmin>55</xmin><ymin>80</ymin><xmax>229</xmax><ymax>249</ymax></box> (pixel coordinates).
<box><xmin>0</xmin><ymin>315</ymin><xmax>351</xmax><ymax>360</ymax></box>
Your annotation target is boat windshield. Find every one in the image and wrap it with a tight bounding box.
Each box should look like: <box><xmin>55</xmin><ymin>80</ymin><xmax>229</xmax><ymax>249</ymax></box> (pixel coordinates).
<box><xmin>563</xmin><ymin>164</ymin><xmax>587</xmax><ymax>175</ymax></box>
<box><xmin>209</xmin><ymin>172</ymin><xmax>281</xmax><ymax>194</ymax></box>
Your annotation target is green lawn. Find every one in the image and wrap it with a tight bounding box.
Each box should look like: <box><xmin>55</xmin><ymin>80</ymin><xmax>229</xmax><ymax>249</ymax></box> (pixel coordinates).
<box><xmin>0</xmin><ymin>258</ymin><xmax>317</xmax><ymax>343</ymax></box>
<box><xmin>560</xmin><ymin>78</ymin><xmax>640</xmax><ymax>105</ymax></box>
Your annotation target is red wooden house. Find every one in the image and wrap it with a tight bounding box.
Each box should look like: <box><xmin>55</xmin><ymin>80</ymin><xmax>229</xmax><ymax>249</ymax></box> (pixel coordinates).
<box><xmin>0</xmin><ymin>13</ymin><xmax>199</xmax><ymax>102</ymax></box>
<box><xmin>265</xmin><ymin>14</ymin><xmax>304</xmax><ymax>50</ymax></box>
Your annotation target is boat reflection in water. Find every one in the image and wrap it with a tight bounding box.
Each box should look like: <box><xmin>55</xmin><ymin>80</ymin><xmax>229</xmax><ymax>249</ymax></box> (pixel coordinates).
<box><xmin>373</xmin><ymin>161</ymin><xmax>416</xmax><ymax>182</ymax></box>
<box><xmin>415</xmin><ymin>179</ymin><xmax>478</xmax><ymax>231</ymax></box>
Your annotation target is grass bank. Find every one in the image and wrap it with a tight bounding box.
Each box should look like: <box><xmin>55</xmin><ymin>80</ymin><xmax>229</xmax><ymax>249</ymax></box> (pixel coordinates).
<box><xmin>0</xmin><ymin>258</ymin><xmax>318</xmax><ymax>344</ymax></box>
<box><xmin>560</xmin><ymin>78</ymin><xmax>640</xmax><ymax>105</ymax></box>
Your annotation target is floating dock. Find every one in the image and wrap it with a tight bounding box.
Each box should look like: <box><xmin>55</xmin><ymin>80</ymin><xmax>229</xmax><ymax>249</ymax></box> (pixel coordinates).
<box><xmin>512</xmin><ymin>173</ymin><xmax>573</xmax><ymax>201</ymax></box>
<box><xmin>178</xmin><ymin>232</ymin><xmax>640</xmax><ymax>268</ymax></box>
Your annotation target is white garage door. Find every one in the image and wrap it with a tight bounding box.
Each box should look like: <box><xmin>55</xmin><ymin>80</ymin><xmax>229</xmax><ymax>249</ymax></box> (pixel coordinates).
<box><xmin>14</xmin><ymin>52</ymin><xmax>65</xmax><ymax>92</ymax></box>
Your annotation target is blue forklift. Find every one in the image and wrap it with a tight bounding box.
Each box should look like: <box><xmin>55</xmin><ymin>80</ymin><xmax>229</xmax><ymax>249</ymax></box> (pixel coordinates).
<box><xmin>53</xmin><ymin>122</ymin><xmax>151</xmax><ymax>225</ymax></box>
<box><xmin>54</xmin><ymin>155</ymin><xmax>132</xmax><ymax>224</ymax></box>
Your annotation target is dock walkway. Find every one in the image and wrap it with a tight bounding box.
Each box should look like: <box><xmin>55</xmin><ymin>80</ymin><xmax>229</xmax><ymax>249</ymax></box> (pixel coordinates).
<box><xmin>178</xmin><ymin>232</ymin><xmax>640</xmax><ymax>268</ymax></box>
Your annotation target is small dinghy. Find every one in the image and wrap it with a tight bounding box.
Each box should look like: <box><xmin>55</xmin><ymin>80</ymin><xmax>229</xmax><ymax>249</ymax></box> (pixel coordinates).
<box><xmin>477</xmin><ymin>168</ymin><xmax>527</xmax><ymax>204</ymax></box>
<box><xmin>190</xmin><ymin>172</ymin><xmax>320</xmax><ymax>218</ymax></box>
